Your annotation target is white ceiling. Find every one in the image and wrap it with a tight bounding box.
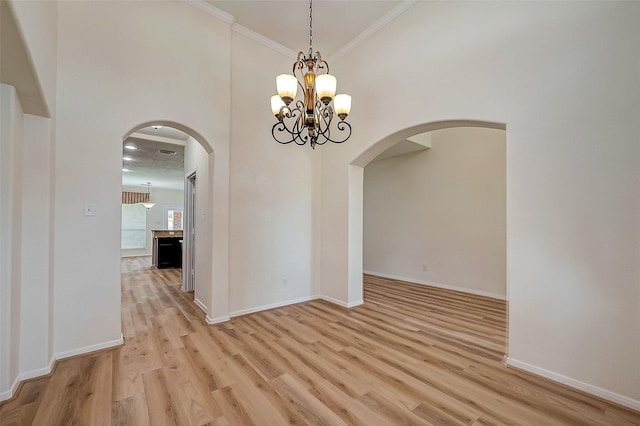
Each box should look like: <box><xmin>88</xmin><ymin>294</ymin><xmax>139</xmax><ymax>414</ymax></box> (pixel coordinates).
<box><xmin>122</xmin><ymin>127</ymin><xmax>188</xmax><ymax>191</ymax></box>
<box><xmin>205</xmin><ymin>0</ymin><xmax>408</xmax><ymax>59</ymax></box>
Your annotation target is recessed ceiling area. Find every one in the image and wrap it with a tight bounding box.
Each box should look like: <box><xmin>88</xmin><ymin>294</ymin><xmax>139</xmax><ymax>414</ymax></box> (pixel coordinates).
<box><xmin>122</xmin><ymin>126</ymin><xmax>188</xmax><ymax>191</ymax></box>
<box><xmin>206</xmin><ymin>0</ymin><xmax>407</xmax><ymax>57</ymax></box>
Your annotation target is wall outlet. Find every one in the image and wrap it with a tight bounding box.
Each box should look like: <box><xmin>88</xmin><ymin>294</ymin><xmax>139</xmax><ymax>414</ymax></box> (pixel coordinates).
<box><xmin>282</xmin><ymin>277</ymin><xmax>288</xmax><ymax>287</ymax></box>
<box><xmin>422</xmin><ymin>264</ymin><xmax>427</xmax><ymax>272</ymax></box>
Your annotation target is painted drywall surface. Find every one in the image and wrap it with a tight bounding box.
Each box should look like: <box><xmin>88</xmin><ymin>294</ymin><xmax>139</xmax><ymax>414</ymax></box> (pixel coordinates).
<box><xmin>19</xmin><ymin>114</ymin><xmax>53</xmax><ymax>377</ymax></box>
<box><xmin>0</xmin><ymin>84</ymin><xmax>24</xmax><ymax>397</ymax></box>
<box><xmin>363</xmin><ymin>127</ymin><xmax>506</xmax><ymax>298</ymax></box>
<box><xmin>121</xmin><ymin>187</ymin><xmax>185</xmax><ymax>257</ymax></box>
<box><xmin>228</xmin><ymin>32</ymin><xmax>315</xmax><ymax>313</ymax></box>
<box><xmin>184</xmin><ymin>136</ymin><xmax>212</xmax><ymax>314</ymax></box>
<box><xmin>53</xmin><ymin>1</ymin><xmax>231</xmax><ymax>354</ymax></box>
<box><xmin>7</xmin><ymin>0</ymin><xmax>58</xmax><ymax>116</ymax></box>
<box><xmin>1</xmin><ymin>0</ymin><xmax>57</xmax><ymax>399</ymax></box>
<box><xmin>322</xmin><ymin>1</ymin><xmax>640</xmax><ymax>402</ymax></box>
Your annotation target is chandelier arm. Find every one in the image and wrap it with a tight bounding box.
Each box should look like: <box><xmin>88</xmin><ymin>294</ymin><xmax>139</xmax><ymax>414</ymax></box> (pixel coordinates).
<box><xmin>272</xmin><ymin>104</ymin><xmax>307</xmax><ymax>144</ymax></box>
<box><xmin>315</xmin><ymin>55</ymin><xmax>329</xmax><ymax>74</ymax></box>
<box><xmin>273</xmin><ymin>121</ymin><xmax>307</xmax><ymax>145</ymax></box>
<box><xmin>292</xmin><ymin>52</ymin><xmax>305</xmax><ymax>75</ymax></box>
<box><xmin>290</xmin><ymin>109</ymin><xmax>310</xmax><ymax>146</ymax></box>
<box><xmin>316</xmin><ymin>120</ymin><xmax>352</xmax><ymax>145</ymax></box>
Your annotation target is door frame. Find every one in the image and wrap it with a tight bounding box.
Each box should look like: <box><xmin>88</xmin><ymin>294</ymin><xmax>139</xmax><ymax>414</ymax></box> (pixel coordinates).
<box><xmin>183</xmin><ymin>170</ymin><xmax>196</xmax><ymax>292</ymax></box>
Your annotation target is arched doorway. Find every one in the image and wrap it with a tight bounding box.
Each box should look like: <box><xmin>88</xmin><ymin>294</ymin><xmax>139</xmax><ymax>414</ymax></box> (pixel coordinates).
<box><xmin>120</xmin><ymin>120</ymin><xmax>229</xmax><ymax>324</ymax></box>
<box><xmin>348</xmin><ymin>119</ymin><xmax>508</xmax><ymax>350</ymax></box>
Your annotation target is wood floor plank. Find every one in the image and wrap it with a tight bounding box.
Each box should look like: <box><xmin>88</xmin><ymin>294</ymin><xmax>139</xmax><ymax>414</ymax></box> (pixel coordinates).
<box><xmin>111</xmin><ymin>393</ymin><xmax>150</xmax><ymax>426</ymax></box>
<box><xmin>2</xmin><ymin>258</ymin><xmax>639</xmax><ymax>425</ymax></box>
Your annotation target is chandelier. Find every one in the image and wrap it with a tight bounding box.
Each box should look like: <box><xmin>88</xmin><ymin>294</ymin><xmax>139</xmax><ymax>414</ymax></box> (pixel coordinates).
<box><xmin>142</xmin><ymin>182</ymin><xmax>155</xmax><ymax>210</ymax></box>
<box><xmin>270</xmin><ymin>0</ymin><xmax>352</xmax><ymax>149</ymax></box>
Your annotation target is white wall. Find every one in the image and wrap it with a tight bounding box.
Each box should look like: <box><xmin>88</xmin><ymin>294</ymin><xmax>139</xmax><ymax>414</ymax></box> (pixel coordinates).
<box><xmin>19</xmin><ymin>114</ymin><xmax>53</xmax><ymax>378</ymax></box>
<box><xmin>0</xmin><ymin>84</ymin><xmax>24</xmax><ymax>399</ymax></box>
<box><xmin>53</xmin><ymin>0</ymin><xmax>231</xmax><ymax>356</ymax></box>
<box><xmin>363</xmin><ymin>127</ymin><xmax>506</xmax><ymax>299</ymax></box>
<box><xmin>8</xmin><ymin>0</ymin><xmax>58</xmax><ymax>115</ymax></box>
<box><xmin>228</xmin><ymin>31</ymin><xmax>315</xmax><ymax>316</ymax></box>
<box><xmin>4</xmin><ymin>0</ymin><xmax>639</xmax><ymax>409</ymax></box>
<box><xmin>1</xmin><ymin>0</ymin><xmax>57</xmax><ymax>401</ymax></box>
<box><xmin>184</xmin><ymin>136</ymin><xmax>213</xmax><ymax>315</ymax></box>
<box><xmin>321</xmin><ymin>1</ymin><xmax>640</xmax><ymax>406</ymax></box>
<box><xmin>121</xmin><ymin>186</ymin><xmax>184</xmax><ymax>257</ymax></box>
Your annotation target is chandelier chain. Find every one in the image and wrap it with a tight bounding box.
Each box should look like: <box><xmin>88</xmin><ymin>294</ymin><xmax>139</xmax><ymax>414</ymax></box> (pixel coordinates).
<box><xmin>308</xmin><ymin>0</ymin><xmax>313</xmax><ymax>56</ymax></box>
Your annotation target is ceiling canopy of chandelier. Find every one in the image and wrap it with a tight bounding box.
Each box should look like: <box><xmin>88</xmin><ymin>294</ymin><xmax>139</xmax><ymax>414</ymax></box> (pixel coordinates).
<box><xmin>270</xmin><ymin>0</ymin><xmax>352</xmax><ymax>149</ymax></box>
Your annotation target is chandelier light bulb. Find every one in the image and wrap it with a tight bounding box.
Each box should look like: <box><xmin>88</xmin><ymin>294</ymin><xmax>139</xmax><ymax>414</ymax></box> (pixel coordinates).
<box><xmin>334</xmin><ymin>94</ymin><xmax>351</xmax><ymax>120</ymax></box>
<box><xmin>276</xmin><ymin>74</ymin><xmax>297</xmax><ymax>105</ymax></box>
<box><xmin>271</xmin><ymin>95</ymin><xmax>286</xmax><ymax>118</ymax></box>
<box><xmin>316</xmin><ymin>74</ymin><xmax>336</xmax><ymax>104</ymax></box>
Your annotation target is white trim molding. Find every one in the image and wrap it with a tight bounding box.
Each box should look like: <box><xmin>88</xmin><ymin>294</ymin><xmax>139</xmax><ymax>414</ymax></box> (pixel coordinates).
<box><xmin>54</xmin><ymin>334</ymin><xmax>124</xmax><ymax>361</ymax></box>
<box><xmin>506</xmin><ymin>357</ymin><xmax>640</xmax><ymax>412</ymax></box>
<box><xmin>182</xmin><ymin>0</ymin><xmax>415</xmax><ymax>61</ymax></box>
<box><xmin>364</xmin><ymin>270</ymin><xmax>507</xmax><ymax>301</ymax></box>
<box><xmin>206</xmin><ymin>315</ymin><xmax>231</xmax><ymax>325</ymax></box>
<box><xmin>317</xmin><ymin>295</ymin><xmax>364</xmax><ymax>309</ymax></box>
<box><xmin>17</xmin><ymin>356</ymin><xmax>56</xmax><ymax>383</ymax></box>
<box><xmin>232</xmin><ymin>24</ymin><xmax>296</xmax><ymax>58</ymax></box>
<box><xmin>2</xmin><ymin>336</ymin><xmax>123</xmax><ymax>402</ymax></box>
<box><xmin>229</xmin><ymin>296</ymin><xmax>314</xmax><ymax>318</ymax></box>
<box><xmin>329</xmin><ymin>0</ymin><xmax>417</xmax><ymax>63</ymax></box>
<box><xmin>1</xmin><ymin>379</ymin><xmax>21</xmax><ymax>402</ymax></box>
<box><xmin>193</xmin><ymin>297</ymin><xmax>208</xmax><ymax>314</ymax></box>
<box><xmin>181</xmin><ymin>0</ymin><xmax>235</xmax><ymax>25</ymax></box>
<box><xmin>205</xmin><ymin>294</ymin><xmax>365</xmax><ymax>326</ymax></box>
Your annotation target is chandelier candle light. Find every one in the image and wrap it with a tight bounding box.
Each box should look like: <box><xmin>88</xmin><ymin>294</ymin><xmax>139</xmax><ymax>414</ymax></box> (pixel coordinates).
<box><xmin>142</xmin><ymin>182</ymin><xmax>155</xmax><ymax>210</ymax></box>
<box><xmin>271</xmin><ymin>0</ymin><xmax>352</xmax><ymax>149</ymax></box>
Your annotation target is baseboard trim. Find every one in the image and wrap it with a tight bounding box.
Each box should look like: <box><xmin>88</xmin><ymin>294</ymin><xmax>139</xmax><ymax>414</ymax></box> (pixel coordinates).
<box><xmin>363</xmin><ymin>270</ymin><xmax>507</xmax><ymax>301</ymax></box>
<box><xmin>205</xmin><ymin>294</ymin><xmax>363</xmax><ymax>325</ymax></box>
<box><xmin>229</xmin><ymin>296</ymin><xmax>314</xmax><ymax>318</ymax></box>
<box><xmin>317</xmin><ymin>295</ymin><xmax>364</xmax><ymax>308</ymax></box>
<box><xmin>193</xmin><ymin>297</ymin><xmax>208</xmax><ymax>314</ymax></box>
<box><xmin>2</xmin><ymin>336</ymin><xmax>123</xmax><ymax>402</ymax></box>
<box><xmin>17</xmin><ymin>356</ymin><xmax>56</xmax><ymax>383</ymax></box>
<box><xmin>506</xmin><ymin>357</ymin><xmax>640</xmax><ymax>412</ymax></box>
<box><xmin>54</xmin><ymin>334</ymin><xmax>124</xmax><ymax>361</ymax></box>
<box><xmin>0</xmin><ymin>378</ymin><xmax>21</xmax><ymax>402</ymax></box>
<box><xmin>206</xmin><ymin>315</ymin><xmax>230</xmax><ymax>324</ymax></box>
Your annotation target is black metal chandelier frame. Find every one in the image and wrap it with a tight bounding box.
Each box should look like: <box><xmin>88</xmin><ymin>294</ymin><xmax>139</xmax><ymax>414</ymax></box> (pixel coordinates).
<box><xmin>271</xmin><ymin>0</ymin><xmax>352</xmax><ymax>149</ymax></box>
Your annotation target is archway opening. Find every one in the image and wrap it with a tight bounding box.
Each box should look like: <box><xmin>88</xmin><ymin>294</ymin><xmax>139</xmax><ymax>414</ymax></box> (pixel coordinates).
<box><xmin>349</xmin><ymin>119</ymin><xmax>508</xmax><ymax>354</ymax></box>
<box><xmin>119</xmin><ymin>121</ymin><xmax>218</xmax><ymax>324</ymax></box>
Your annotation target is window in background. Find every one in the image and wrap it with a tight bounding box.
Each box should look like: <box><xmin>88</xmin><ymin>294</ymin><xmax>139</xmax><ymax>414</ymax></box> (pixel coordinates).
<box><xmin>122</xmin><ymin>203</ymin><xmax>147</xmax><ymax>249</ymax></box>
<box><xmin>164</xmin><ymin>205</ymin><xmax>184</xmax><ymax>230</ymax></box>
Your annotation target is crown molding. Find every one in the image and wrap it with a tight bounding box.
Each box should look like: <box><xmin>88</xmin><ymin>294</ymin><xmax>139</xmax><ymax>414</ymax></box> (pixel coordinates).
<box><xmin>181</xmin><ymin>0</ymin><xmax>235</xmax><ymax>25</ymax></box>
<box><xmin>329</xmin><ymin>0</ymin><xmax>417</xmax><ymax>63</ymax></box>
<box><xmin>182</xmin><ymin>0</ymin><xmax>415</xmax><ymax>61</ymax></box>
<box><xmin>232</xmin><ymin>24</ymin><xmax>297</xmax><ymax>58</ymax></box>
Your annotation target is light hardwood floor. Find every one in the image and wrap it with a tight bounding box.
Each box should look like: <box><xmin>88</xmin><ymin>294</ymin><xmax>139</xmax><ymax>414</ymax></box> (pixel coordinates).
<box><xmin>1</xmin><ymin>257</ymin><xmax>639</xmax><ymax>425</ymax></box>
